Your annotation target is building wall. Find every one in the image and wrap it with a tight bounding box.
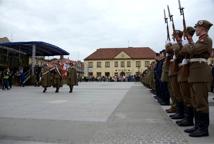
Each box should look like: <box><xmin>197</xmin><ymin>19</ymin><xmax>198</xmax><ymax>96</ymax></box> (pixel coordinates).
<box><xmin>84</xmin><ymin>59</ymin><xmax>154</xmax><ymax>77</ymax></box>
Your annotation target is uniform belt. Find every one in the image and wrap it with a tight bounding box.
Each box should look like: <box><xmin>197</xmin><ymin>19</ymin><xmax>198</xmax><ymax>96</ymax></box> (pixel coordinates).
<box><xmin>179</xmin><ymin>59</ymin><xmax>190</xmax><ymax>67</ymax></box>
<box><xmin>189</xmin><ymin>58</ymin><xmax>207</xmax><ymax>63</ymax></box>
<box><xmin>178</xmin><ymin>63</ymin><xmax>185</xmax><ymax>67</ymax></box>
<box><xmin>170</xmin><ymin>59</ymin><xmax>174</xmax><ymax>62</ymax></box>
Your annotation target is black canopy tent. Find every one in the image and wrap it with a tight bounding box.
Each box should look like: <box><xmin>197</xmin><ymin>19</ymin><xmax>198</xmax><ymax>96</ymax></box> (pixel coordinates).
<box><xmin>0</xmin><ymin>41</ymin><xmax>69</xmax><ymax>75</ymax></box>
<box><xmin>0</xmin><ymin>41</ymin><xmax>69</xmax><ymax>56</ymax></box>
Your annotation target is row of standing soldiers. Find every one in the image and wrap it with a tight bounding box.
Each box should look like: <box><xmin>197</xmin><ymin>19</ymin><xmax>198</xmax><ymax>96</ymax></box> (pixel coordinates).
<box><xmin>143</xmin><ymin>20</ymin><xmax>213</xmax><ymax>137</ymax></box>
<box><xmin>41</xmin><ymin>62</ymin><xmax>78</xmax><ymax>93</ymax></box>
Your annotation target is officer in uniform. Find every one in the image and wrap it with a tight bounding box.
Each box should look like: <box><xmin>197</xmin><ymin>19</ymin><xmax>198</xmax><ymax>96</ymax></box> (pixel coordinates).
<box><xmin>67</xmin><ymin>62</ymin><xmax>78</xmax><ymax>93</ymax></box>
<box><xmin>52</xmin><ymin>64</ymin><xmax>63</xmax><ymax>93</ymax></box>
<box><xmin>169</xmin><ymin>30</ymin><xmax>184</xmax><ymax>119</ymax></box>
<box><xmin>159</xmin><ymin>50</ymin><xmax>170</xmax><ymax>105</ymax></box>
<box><xmin>176</xmin><ymin>27</ymin><xmax>195</xmax><ymax>127</ymax></box>
<box><xmin>150</xmin><ymin>61</ymin><xmax>156</xmax><ymax>93</ymax></box>
<box><xmin>41</xmin><ymin>64</ymin><xmax>52</xmax><ymax>93</ymax></box>
<box><xmin>165</xmin><ymin>42</ymin><xmax>177</xmax><ymax>113</ymax></box>
<box><xmin>184</xmin><ymin>20</ymin><xmax>213</xmax><ymax>137</ymax></box>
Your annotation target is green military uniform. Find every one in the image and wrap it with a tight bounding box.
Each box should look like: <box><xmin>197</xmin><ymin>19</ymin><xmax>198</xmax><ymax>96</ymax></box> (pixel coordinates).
<box><xmin>168</xmin><ymin>42</ymin><xmax>183</xmax><ymax>118</ymax></box>
<box><xmin>150</xmin><ymin>63</ymin><xmax>156</xmax><ymax>91</ymax></box>
<box><xmin>52</xmin><ymin>66</ymin><xmax>63</xmax><ymax>93</ymax></box>
<box><xmin>67</xmin><ymin>66</ymin><xmax>78</xmax><ymax>93</ymax></box>
<box><xmin>41</xmin><ymin>66</ymin><xmax>52</xmax><ymax>93</ymax></box>
<box><xmin>165</xmin><ymin>43</ymin><xmax>177</xmax><ymax>113</ymax></box>
<box><xmin>185</xmin><ymin>20</ymin><xmax>213</xmax><ymax>137</ymax></box>
<box><xmin>176</xmin><ymin>27</ymin><xmax>195</xmax><ymax>127</ymax></box>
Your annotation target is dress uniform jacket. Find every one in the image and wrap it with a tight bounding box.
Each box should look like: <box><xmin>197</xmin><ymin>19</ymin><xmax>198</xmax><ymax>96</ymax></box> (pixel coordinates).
<box><xmin>67</xmin><ymin>67</ymin><xmax>78</xmax><ymax>86</ymax></box>
<box><xmin>188</xmin><ymin>35</ymin><xmax>212</xmax><ymax>83</ymax></box>
<box><xmin>41</xmin><ymin>67</ymin><xmax>52</xmax><ymax>87</ymax></box>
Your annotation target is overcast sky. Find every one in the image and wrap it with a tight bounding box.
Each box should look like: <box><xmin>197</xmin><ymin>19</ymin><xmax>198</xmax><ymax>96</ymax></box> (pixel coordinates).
<box><xmin>0</xmin><ymin>0</ymin><xmax>214</xmax><ymax>60</ymax></box>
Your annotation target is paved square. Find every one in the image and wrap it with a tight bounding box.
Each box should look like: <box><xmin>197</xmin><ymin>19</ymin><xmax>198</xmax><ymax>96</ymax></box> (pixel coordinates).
<box><xmin>0</xmin><ymin>82</ymin><xmax>213</xmax><ymax>144</ymax></box>
<box><xmin>0</xmin><ymin>82</ymin><xmax>134</xmax><ymax>122</ymax></box>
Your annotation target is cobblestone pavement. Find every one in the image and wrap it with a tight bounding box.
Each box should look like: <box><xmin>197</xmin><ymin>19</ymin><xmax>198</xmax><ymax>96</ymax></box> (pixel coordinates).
<box><xmin>89</xmin><ymin>85</ymin><xmax>188</xmax><ymax>144</ymax></box>
<box><xmin>0</xmin><ymin>82</ymin><xmax>213</xmax><ymax>144</ymax></box>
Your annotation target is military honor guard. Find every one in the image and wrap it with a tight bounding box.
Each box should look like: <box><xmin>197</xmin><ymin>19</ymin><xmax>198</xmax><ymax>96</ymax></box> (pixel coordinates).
<box><xmin>67</xmin><ymin>62</ymin><xmax>78</xmax><ymax>93</ymax></box>
<box><xmin>41</xmin><ymin>64</ymin><xmax>52</xmax><ymax>93</ymax></box>
<box><xmin>184</xmin><ymin>20</ymin><xmax>213</xmax><ymax>137</ymax></box>
<box><xmin>176</xmin><ymin>26</ymin><xmax>195</xmax><ymax>127</ymax></box>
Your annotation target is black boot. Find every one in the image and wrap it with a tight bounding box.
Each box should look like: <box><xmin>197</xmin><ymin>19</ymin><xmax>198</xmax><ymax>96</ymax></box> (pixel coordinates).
<box><xmin>184</xmin><ymin>109</ymin><xmax>198</xmax><ymax>133</ymax></box>
<box><xmin>69</xmin><ymin>85</ymin><xmax>73</xmax><ymax>93</ymax></box>
<box><xmin>43</xmin><ymin>87</ymin><xmax>47</xmax><ymax>93</ymax></box>
<box><xmin>176</xmin><ymin>106</ymin><xmax>194</xmax><ymax>126</ymax></box>
<box><xmin>170</xmin><ymin>101</ymin><xmax>184</xmax><ymax>119</ymax></box>
<box><xmin>189</xmin><ymin>112</ymin><xmax>209</xmax><ymax>137</ymax></box>
<box><xmin>55</xmin><ymin>87</ymin><xmax>59</xmax><ymax>93</ymax></box>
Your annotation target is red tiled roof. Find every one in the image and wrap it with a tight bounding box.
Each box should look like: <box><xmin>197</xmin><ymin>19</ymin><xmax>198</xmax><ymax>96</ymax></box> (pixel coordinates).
<box><xmin>84</xmin><ymin>47</ymin><xmax>156</xmax><ymax>60</ymax></box>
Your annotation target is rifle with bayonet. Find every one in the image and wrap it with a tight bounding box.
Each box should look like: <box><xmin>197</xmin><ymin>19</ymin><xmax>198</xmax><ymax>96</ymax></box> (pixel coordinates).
<box><xmin>178</xmin><ymin>0</ymin><xmax>187</xmax><ymax>40</ymax></box>
<box><xmin>167</xmin><ymin>5</ymin><xmax>176</xmax><ymax>41</ymax></box>
<box><xmin>42</xmin><ymin>66</ymin><xmax>55</xmax><ymax>76</ymax></box>
<box><xmin>164</xmin><ymin>9</ymin><xmax>171</xmax><ymax>41</ymax></box>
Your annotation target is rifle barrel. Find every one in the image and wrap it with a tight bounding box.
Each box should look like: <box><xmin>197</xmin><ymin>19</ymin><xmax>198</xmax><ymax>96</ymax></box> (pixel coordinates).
<box><xmin>178</xmin><ymin>0</ymin><xmax>181</xmax><ymax>9</ymax></box>
<box><xmin>167</xmin><ymin>5</ymin><xmax>171</xmax><ymax>20</ymax></box>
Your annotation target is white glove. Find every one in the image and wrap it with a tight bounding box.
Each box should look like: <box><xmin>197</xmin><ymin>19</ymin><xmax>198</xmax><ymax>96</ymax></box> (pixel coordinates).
<box><xmin>171</xmin><ymin>41</ymin><xmax>177</xmax><ymax>44</ymax></box>
<box><xmin>173</xmin><ymin>55</ymin><xmax>176</xmax><ymax>60</ymax></box>
<box><xmin>165</xmin><ymin>40</ymin><xmax>171</xmax><ymax>45</ymax></box>
<box><xmin>181</xmin><ymin>58</ymin><xmax>188</xmax><ymax>65</ymax></box>
<box><xmin>182</xmin><ymin>39</ymin><xmax>189</xmax><ymax>46</ymax></box>
<box><xmin>166</xmin><ymin>53</ymin><xmax>169</xmax><ymax>57</ymax></box>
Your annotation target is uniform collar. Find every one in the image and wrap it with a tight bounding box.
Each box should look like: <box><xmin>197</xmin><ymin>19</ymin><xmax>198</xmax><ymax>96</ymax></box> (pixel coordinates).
<box><xmin>199</xmin><ymin>34</ymin><xmax>208</xmax><ymax>40</ymax></box>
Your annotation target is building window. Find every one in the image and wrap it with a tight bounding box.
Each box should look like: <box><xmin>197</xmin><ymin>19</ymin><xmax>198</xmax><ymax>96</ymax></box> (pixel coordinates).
<box><xmin>127</xmin><ymin>61</ymin><xmax>131</xmax><ymax>67</ymax></box>
<box><xmin>114</xmin><ymin>61</ymin><xmax>118</xmax><ymax>67</ymax></box>
<box><xmin>121</xmin><ymin>61</ymin><xmax>125</xmax><ymax>67</ymax></box>
<box><xmin>136</xmin><ymin>61</ymin><xmax>141</xmax><ymax>67</ymax></box>
<box><xmin>145</xmin><ymin>61</ymin><xmax>150</xmax><ymax>67</ymax></box>
<box><xmin>97</xmin><ymin>62</ymin><xmax>101</xmax><ymax>68</ymax></box>
<box><xmin>97</xmin><ymin>72</ymin><xmax>101</xmax><ymax>77</ymax></box>
<box><xmin>88</xmin><ymin>72</ymin><xmax>93</xmax><ymax>76</ymax></box>
<box><xmin>88</xmin><ymin>62</ymin><xmax>93</xmax><ymax>68</ymax></box>
<box><xmin>114</xmin><ymin>72</ymin><xmax>118</xmax><ymax>76</ymax></box>
<box><xmin>105</xmin><ymin>61</ymin><xmax>110</xmax><ymax>68</ymax></box>
<box><xmin>105</xmin><ymin>72</ymin><xmax>110</xmax><ymax>77</ymax></box>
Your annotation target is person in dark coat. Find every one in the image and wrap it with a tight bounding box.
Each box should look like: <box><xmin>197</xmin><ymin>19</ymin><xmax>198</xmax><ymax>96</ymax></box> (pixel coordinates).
<box><xmin>41</xmin><ymin>64</ymin><xmax>52</xmax><ymax>93</ymax></box>
<box><xmin>67</xmin><ymin>62</ymin><xmax>78</xmax><ymax>93</ymax></box>
<box><xmin>52</xmin><ymin>64</ymin><xmax>63</xmax><ymax>93</ymax></box>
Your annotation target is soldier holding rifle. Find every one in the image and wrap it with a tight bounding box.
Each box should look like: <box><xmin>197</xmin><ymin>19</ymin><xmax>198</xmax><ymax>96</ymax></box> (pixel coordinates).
<box><xmin>176</xmin><ymin>0</ymin><xmax>195</xmax><ymax>127</ymax></box>
<box><xmin>183</xmin><ymin>20</ymin><xmax>213</xmax><ymax>137</ymax></box>
<box><xmin>52</xmin><ymin>62</ymin><xmax>63</xmax><ymax>93</ymax></box>
<box><xmin>163</xmin><ymin>8</ymin><xmax>177</xmax><ymax>113</ymax></box>
<box><xmin>166</xmin><ymin>5</ymin><xmax>184</xmax><ymax>119</ymax></box>
<box><xmin>41</xmin><ymin>64</ymin><xmax>53</xmax><ymax>93</ymax></box>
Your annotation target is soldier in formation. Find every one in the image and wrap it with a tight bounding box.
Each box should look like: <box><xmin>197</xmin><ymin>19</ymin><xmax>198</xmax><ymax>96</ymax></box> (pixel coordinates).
<box><xmin>142</xmin><ymin>19</ymin><xmax>213</xmax><ymax>138</ymax></box>
<box><xmin>40</xmin><ymin>62</ymin><xmax>78</xmax><ymax>93</ymax></box>
<box><xmin>183</xmin><ymin>20</ymin><xmax>213</xmax><ymax>137</ymax></box>
<box><xmin>52</xmin><ymin>63</ymin><xmax>63</xmax><ymax>93</ymax></box>
<box><xmin>41</xmin><ymin>64</ymin><xmax>52</xmax><ymax>93</ymax></box>
<box><xmin>67</xmin><ymin>62</ymin><xmax>78</xmax><ymax>93</ymax></box>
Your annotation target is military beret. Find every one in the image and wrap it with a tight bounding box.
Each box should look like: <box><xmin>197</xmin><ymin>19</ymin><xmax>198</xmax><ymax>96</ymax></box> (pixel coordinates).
<box><xmin>194</xmin><ymin>20</ymin><xmax>213</xmax><ymax>30</ymax></box>
<box><xmin>173</xmin><ymin>30</ymin><xmax>183</xmax><ymax>37</ymax></box>
<box><xmin>184</xmin><ymin>26</ymin><xmax>195</xmax><ymax>36</ymax></box>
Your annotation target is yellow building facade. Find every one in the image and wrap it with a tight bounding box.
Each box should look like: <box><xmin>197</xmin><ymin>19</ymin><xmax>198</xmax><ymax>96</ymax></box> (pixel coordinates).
<box><xmin>84</xmin><ymin>47</ymin><xmax>156</xmax><ymax>77</ymax></box>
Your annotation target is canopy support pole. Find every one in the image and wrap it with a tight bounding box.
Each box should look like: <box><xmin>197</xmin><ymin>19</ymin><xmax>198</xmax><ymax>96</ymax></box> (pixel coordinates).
<box><xmin>32</xmin><ymin>44</ymin><xmax>36</xmax><ymax>75</ymax></box>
